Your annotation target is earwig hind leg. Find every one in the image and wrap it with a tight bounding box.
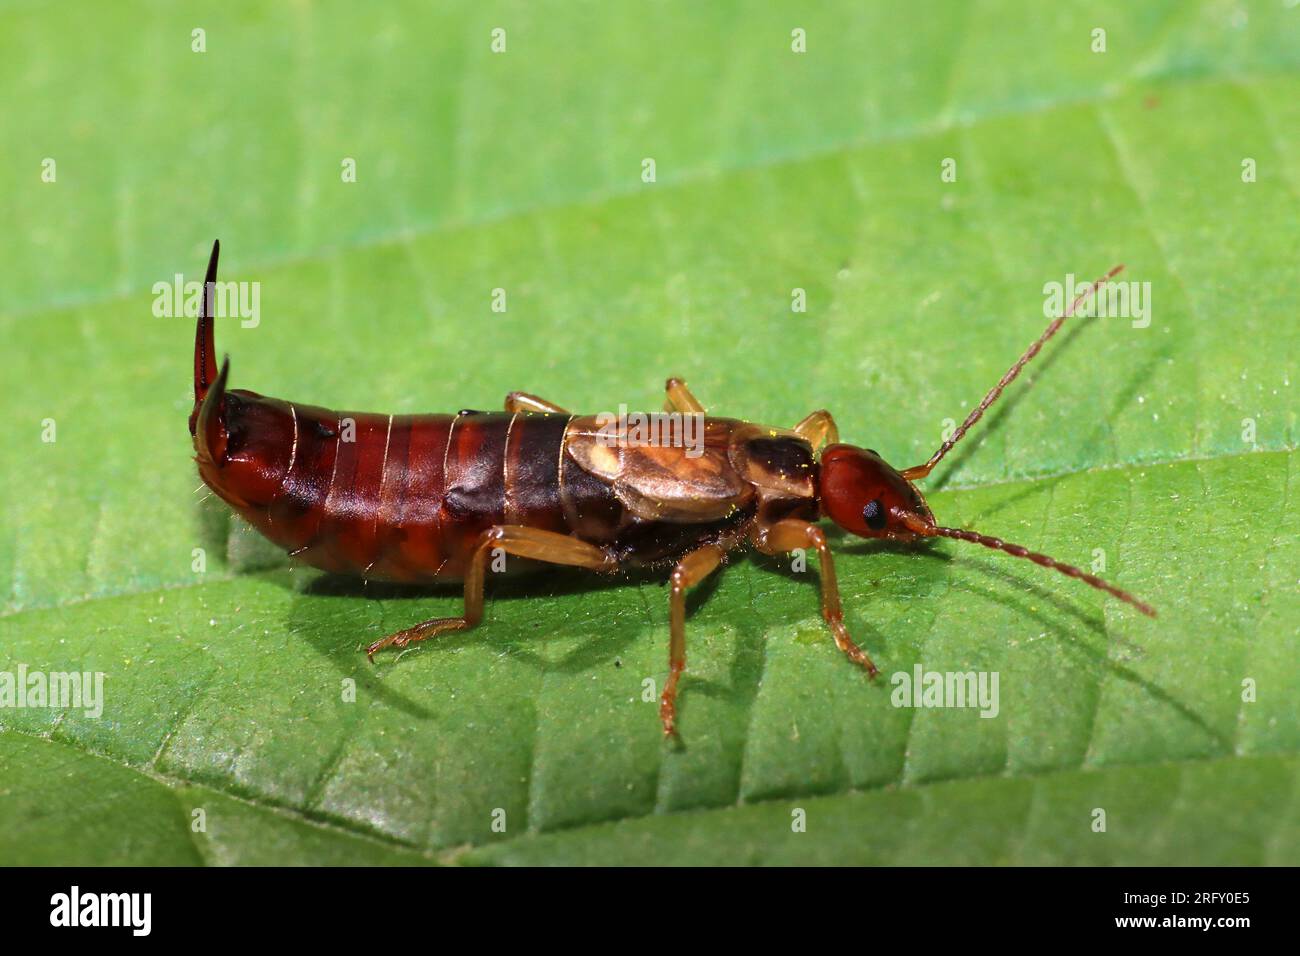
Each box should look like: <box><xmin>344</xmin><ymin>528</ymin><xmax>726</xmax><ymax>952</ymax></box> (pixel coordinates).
<box><xmin>750</xmin><ymin>519</ymin><xmax>879</xmax><ymax>677</ymax></box>
<box><xmin>663</xmin><ymin>377</ymin><xmax>705</xmax><ymax>414</ymax></box>
<box><xmin>659</xmin><ymin>544</ymin><xmax>726</xmax><ymax>738</ymax></box>
<box><xmin>365</xmin><ymin>526</ymin><xmax>616</xmax><ymax>659</ymax></box>
<box><xmin>793</xmin><ymin>410</ymin><xmax>840</xmax><ymax>452</ymax></box>
<box><xmin>504</xmin><ymin>392</ymin><xmax>568</xmax><ymax>414</ymax></box>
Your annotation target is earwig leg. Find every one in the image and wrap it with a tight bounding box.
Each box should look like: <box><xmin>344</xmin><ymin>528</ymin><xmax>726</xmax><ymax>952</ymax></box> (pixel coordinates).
<box><xmin>793</xmin><ymin>409</ymin><xmax>840</xmax><ymax>452</ymax></box>
<box><xmin>663</xmin><ymin>377</ymin><xmax>705</xmax><ymax>414</ymax></box>
<box><xmin>366</xmin><ymin>526</ymin><xmax>616</xmax><ymax>659</ymax></box>
<box><xmin>750</xmin><ymin>519</ymin><xmax>879</xmax><ymax>677</ymax></box>
<box><xmin>504</xmin><ymin>392</ymin><xmax>568</xmax><ymax>414</ymax></box>
<box><xmin>660</xmin><ymin>544</ymin><xmax>726</xmax><ymax>738</ymax></box>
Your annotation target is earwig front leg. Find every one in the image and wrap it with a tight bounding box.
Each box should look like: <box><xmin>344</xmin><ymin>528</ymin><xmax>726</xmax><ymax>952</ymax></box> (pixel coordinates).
<box><xmin>366</xmin><ymin>526</ymin><xmax>615</xmax><ymax>659</ymax></box>
<box><xmin>750</xmin><ymin>519</ymin><xmax>879</xmax><ymax>677</ymax></box>
<box><xmin>793</xmin><ymin>409</ymin><xmax>840</xmax><ymax>452</ymax></box>
<box><xmin>504</xmin><ymin>392</ymin><xmax>568</xmax><ymax>414</ymax></box>
<box><xmin>663</xmin><ymin>377</ymin><xmax>705</xmax><ymax>414</ymax></box>
<box><xmin>660</xmin><ymin>544</ymin><xmax>726</xmax><ymax>738</ymax></box>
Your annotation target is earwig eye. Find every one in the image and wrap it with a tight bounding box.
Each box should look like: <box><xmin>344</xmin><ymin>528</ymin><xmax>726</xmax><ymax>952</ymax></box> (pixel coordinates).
<box><xmin>863</xmin><ymin>499</ymin><xmax>886</xmax><ymax>531</ymax></box>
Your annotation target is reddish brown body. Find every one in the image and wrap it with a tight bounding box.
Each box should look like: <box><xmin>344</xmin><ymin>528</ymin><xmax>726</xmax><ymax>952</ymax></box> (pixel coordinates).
<box><xmin>190</xmin><ymin>242</ymin><xmax>1154</xmax><ymax>737</ymax></box>
<box><xmin>197</xmin><ymin>395</ymin><xmax>807</xmax><ymax>583</ymax></box>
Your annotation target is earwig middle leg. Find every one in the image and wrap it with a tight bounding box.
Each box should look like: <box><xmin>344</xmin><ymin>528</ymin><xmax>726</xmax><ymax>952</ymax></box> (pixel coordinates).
<box><xmin>504</xmin><ymin>392</ymin><xmax>568</xmax><ymax>414</ymax></box>
<box><xmin>793</xmin><ymin>409</ymin><xmax>840</xmax><ymax>452</ymax></box>
<box><xmin>663</xmin><ymin>377</ymin><xmax>705</xmax><ymax>414</ymax></box>
<box><xmin>660</xmin><ymin>543</ymin><xmax>726</xmax><ymax>738</ymax></box>
<box><xmin>366</xmin><ymin>526</ymin><xmax>616</xmax><ymax>659</ymax></box>
<box><xmin>750</xmin><ymin>519</ymin><xmax>879</xmax><ymax>677</ymax></box>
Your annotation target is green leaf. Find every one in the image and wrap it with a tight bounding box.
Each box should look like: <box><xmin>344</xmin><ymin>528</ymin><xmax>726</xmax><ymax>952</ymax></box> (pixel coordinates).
<box><xmin>1</xmin><ymin>0</ymin><xmax>1296</xmax><ymax>866</ymax></box>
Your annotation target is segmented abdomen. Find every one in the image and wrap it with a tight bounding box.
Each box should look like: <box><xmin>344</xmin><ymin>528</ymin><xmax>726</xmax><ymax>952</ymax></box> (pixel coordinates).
<box><xmin>216</xmin><ymin>399</ymin><xmax>577</xmax><ymax>582</ymax></box>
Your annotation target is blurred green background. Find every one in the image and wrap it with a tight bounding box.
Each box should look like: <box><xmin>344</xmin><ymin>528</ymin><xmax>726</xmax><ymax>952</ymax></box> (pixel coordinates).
<box><xmin>0</xmin><ymin>1</ymin><xmax>1296</xmax><ymax>865</ymax></box>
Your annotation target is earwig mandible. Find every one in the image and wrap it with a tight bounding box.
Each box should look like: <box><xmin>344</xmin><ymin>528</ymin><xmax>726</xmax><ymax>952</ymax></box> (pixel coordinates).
<box><xmin>190</xmin><ymin>242</ymin><xmax>1155</xmax><ymax>736</ymax></box>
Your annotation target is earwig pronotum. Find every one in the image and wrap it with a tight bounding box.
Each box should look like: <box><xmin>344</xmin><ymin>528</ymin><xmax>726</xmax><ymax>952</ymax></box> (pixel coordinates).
<box><xmin>191</xmin><ymin>241</ymin><xmax>1155</xmax><ymax>736</ymax></box>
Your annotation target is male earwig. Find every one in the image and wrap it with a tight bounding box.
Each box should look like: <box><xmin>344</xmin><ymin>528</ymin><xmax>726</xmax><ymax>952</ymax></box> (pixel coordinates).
<box><xmin>191</xmin><ymin>241</ymin><xmax>1155</xmax><ymax>737</ymax></box>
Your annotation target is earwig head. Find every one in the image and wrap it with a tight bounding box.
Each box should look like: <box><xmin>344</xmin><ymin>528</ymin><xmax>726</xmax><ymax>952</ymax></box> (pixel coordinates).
<box><xmin>818</xmin><ymin>444</ymin><xmax>935</xmax><ymax>541</ymax></box>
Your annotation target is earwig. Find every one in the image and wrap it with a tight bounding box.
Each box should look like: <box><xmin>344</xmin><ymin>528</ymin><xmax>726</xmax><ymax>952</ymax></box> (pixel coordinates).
<box><xmin>190</xmin><ymin>241</ymin><xmax>1155</xmax><ymax>737</ymax></box>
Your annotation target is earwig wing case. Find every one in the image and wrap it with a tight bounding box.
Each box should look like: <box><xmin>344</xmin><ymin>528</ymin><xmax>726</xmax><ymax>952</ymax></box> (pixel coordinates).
<box><xmin>565</xmin><ymin>416</ymin><xmax>753</xmax><ymax>521</ymax></box>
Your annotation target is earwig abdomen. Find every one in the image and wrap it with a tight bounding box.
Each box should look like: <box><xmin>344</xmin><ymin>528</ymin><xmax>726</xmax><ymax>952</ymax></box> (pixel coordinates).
<box><xmin>202</xmin><ymin>391</ymin><xmax>589</xmax><ymax>582</ymax></box>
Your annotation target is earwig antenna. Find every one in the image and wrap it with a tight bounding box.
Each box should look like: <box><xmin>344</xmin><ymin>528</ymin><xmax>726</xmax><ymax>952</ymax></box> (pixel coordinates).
<box><xmin>901</xmin><ymin>264</ymin><xmax>1124</xmax><ymax>481</ymax></box>
<box><xmin>190</xmin><ymin>239</ymin><xmax>221</xmax><ymax>436</ymax></box>
<box><xmin>929</xmin><ymin>525</ymin><xmax>1156</xmax><ymax>617</ymax></box>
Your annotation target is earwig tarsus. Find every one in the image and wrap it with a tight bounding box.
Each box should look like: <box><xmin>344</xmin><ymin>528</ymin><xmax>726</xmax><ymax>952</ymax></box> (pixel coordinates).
<box><xmin>190</xmin><ymin>241</ymin><xmax>1155</xmax><ymax>737</ymax></box>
